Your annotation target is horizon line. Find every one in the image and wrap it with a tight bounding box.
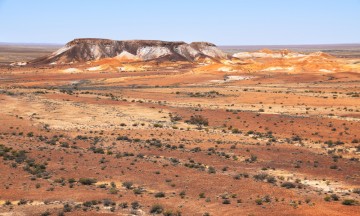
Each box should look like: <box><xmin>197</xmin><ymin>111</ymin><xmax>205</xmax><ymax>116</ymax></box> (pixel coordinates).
<box><xmin>1</xmin><ymin>41</ymin><xmax>360</xmax><ymax>47</ymax></box>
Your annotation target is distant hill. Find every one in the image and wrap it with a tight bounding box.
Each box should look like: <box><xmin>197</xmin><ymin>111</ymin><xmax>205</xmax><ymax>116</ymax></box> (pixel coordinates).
<box><xmin>220</xmin><ymin>44</ymin><xmax>360</xmax><ymax>58</ymax></box>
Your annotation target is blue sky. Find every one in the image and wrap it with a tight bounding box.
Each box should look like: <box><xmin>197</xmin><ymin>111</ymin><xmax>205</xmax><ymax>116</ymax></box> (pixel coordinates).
<box><xmin>0</xmin><ymin>0</ymin><xmax>359</xmax><ymax>45</ymax></box>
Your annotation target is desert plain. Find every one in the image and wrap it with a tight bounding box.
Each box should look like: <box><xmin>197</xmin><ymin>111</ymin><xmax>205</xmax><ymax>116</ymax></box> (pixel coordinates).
<box><xmin>0</xmin><ymin>41</ymin><xmax>360</xmax><ymax>216</ymax></box>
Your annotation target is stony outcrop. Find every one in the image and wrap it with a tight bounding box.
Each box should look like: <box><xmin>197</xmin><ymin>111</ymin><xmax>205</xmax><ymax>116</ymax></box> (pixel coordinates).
<box><xmin>29</xmin><ymin>38</ymin><xmax>229</xmax><ymax>64</ymax></box>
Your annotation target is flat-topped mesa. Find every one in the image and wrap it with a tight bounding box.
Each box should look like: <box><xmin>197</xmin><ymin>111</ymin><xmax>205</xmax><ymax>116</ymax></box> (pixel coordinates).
<box><xmin>66</xmin><ymin>38</ymin><xmax>187</xmax><ymax>47</ymax></box>
<box><xmin>29</xmin><ymin>38</ymin><xmax>229</xmax><ymax>65</ymax></box>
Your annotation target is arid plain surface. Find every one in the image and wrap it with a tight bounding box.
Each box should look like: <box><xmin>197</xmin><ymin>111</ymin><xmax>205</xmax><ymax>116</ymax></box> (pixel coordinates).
<box><xmin>0</xmin><ymin>43</ymin><xmax>360</xmax><ymax>216</ymax></box>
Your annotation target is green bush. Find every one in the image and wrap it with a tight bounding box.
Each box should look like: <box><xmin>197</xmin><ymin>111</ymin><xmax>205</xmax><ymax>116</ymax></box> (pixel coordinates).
<box><xmin>342</xmin><ymin>199</ymin><xmax>358</xmax><ymax>205</ymax></box>
<box><xmin>255</xmin><ymin>199</ymin><xmax>263</xmax><ymax>205</ymax></box>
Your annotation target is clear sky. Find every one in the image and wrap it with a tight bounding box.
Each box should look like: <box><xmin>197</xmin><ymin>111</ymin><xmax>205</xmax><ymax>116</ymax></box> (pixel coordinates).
<box><xmin>0</xmin><ymin>0</ymin><xmax>359</xmax><ymax>45</ymax></box>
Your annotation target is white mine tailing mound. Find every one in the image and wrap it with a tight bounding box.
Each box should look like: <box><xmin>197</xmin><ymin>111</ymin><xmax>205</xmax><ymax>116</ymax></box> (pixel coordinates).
<box><xmin>87</xmin><ymin>66</ymin><xmax>105</xmax><ymax>71</ymax></box>
<box><xmin>233</xmin><ymin>50</ymin><xmax>308</xmax><ymax>59</ymax></box>
<box><xmin>116</xmin><ymin>51</ymin><xmax>140</xmax><ymax>61</ymax></box>
<box><xmin>62</xmin><ymin>68</ymin><xmax>81</xmax><ymax>73</ymax></box>
<box><xmin>210</xmin><ymin>75</ymin><xmax>254</xmax><ymax>83</ymax></box>
<box><xmin>217</xmin><ymin>66</ymin><xmax>235</xmax><ymax>72</ymax></box>
<box><xmin>226</xmin><ymin>75</ymin><xmax>253</xmax><ymax>81</ymax></box>
<box><xmin>261</xmin><ymin>66</ymin><xmax>295</xmax><ymax>72</ymax></box>
<box><xmin>10</xmin><ymin>62</ymin><xmax>27</xmax><ymax>66</ymax></box>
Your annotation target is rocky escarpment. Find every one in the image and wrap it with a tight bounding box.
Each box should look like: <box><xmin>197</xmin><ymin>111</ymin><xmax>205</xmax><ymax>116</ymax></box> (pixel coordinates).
<box><xmin>29</xmin><ymin>38</ymin><xmax>229</xmax><ymax>64</ymax></box>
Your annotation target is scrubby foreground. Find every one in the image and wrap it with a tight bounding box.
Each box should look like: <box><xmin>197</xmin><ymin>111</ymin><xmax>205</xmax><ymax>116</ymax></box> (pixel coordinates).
<box><xmin>0</xmin><ymin>45</ymin><xmax>360</xmax><ymax>216</ymax></box>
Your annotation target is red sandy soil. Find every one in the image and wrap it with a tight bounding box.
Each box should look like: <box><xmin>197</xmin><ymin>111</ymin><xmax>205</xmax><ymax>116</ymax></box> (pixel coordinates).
<box><xmin>0</xmin><ymin>54</ymin><xmax>360</xmax><ymax>216</ymax></box>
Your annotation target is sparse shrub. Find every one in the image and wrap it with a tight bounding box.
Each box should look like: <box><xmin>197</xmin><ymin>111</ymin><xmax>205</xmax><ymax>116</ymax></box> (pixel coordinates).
<box><xmin>154</xmin><ymin>192</ymin><xmax>165</xmax><ymax>198</ymax></box>
<box><xmin>330</xmin><ymin>194</ymin><xmax>340</xmax><ymax>201</ymax></box>
<box><xmin>83</xmin><ymin>201</ymin><xmax>94</xmax><ymax>207</ymax></box>
<box><xmin>222</xmin><ymin>199</ymin><xmax>231</xmax><ymax>204</ymax></box>
<box><xmin>91</xmin><ymin>147</ymin><xmax>105</xmax><ymax>154</ymax></box>
<box><xmin>170</xmin><ymin>113</ymin><xmax>182</xmax><ymax>122</ymax></box>
<box><xmin>253</xmin><ymin>173</ymin><xmax>268</xmax><ymax>181</ymax></box>
<box><xmin>208</xmin><ymin>166</ymin><xmax>216</xmax><ymax>174</ymax></box>
<box><xmin>281</xmin><ymin>182</ymin><xmax>296</xmax><ymax>189</ymax></box>
<box><xmin>122</xmin><ymin>181</ymin><xmax>133</xmax><ymax>189</ymax></box>
<box><xmin>109</xmin><ymin>187</ymin><xmax>118</xmax><ymax>194</ymax></box>
<box><xmin>179</xmin><ymin>191</ymin><xmax>186</xmax><ymax>198</ymax></box>
<box><xmin>330</xmin><ymin>165</ymin><xmax>338</xmax><ymax>169</ymax></box>
<box><xmin>103</xmin><ymin>199</ymin><xmax>115</xmax><ymax>207</ymax></box>
<box><xmin>266</xmin><ymin>175</ymin><xmax>277</xmax><ymax>184</ymax></box>
<box><xmin>117</xmin><ymin>135</ymin><xmax>130</xmax><ymax>141</ymax></box>
<box><xmin>133</xmin><ymin>187</ymin><xmax>144</xmax><ymax>195</ymax></box>
<box><xmin>353</xmin><ymin>188</ymin><xmax>360</xmax><ymax>194</ymax></box>
<box><xmin>68</xmin><ymin>178</ymin><xmax>76</xmax><ymax>184</ymax></box>
<box><xmin>119</xmin><ymin>202</ymin><xmax>128</xmax><ymax>208</ymax></box>
<box><xmin>263</xmin><ymin>195</ymin><xmax>271</xmax><ymax>203</ymax></box>
<box><xmin>232</xmin><ymin>128</ymin><xmax>241</xmax><ymax>134</ymax></box>
<box><xmin>233</xmin><ymin>174</ymin><xmax>241</xmax><ymax>180</ymax></box>
<box><xmin>131</xmin><ymin>201</ymin><xmax>140</xmax><ymax>209</ymax></box>
<box><xmin>163</xmin><ymin>210</ymin><xmax>182</xmax><ymax>216</ymax></box>
<box><xmin>150</xmin><ymin>204</ymin><xmax>164</xmax><ymax>214</ymax></box>
<box><xmin>342</xmin><ymin>199</ymin><xmax>358</xmax><ymax>205</ymax></box>
<box><xmin>18</xmin><ymin>199</ymin><xmax>27</xmax><ymax>205</ymax></box>
<box><xmin>63</xmin><ymin>203</ymin><xmax>72</xmax><ymax>212</ymax></box>
<box><xmin>186</xmin><ymin>115</ymin><xmax>209</xmax><ymax>126</ymax></box>
<box><xmin>153</xmin><ymin>123</ymin><xmax>163</xmax><ymax>128</ymax></box>
<box><xmin>41</xmin><ymin>211</ymin><xmax>51</xmax><ymax>216</ymax></box>
<box><xmin>79</xmin><ymin>178</ymin><xmax>97</xmax><ymax>185</ymax></box>
<box><xmin>255</xmin><ymin>199</ymin><xmax>263</xmax><ymax>205</ymax></box>
<box><xmin>245</xmin><ymin>154</ymin><xmax>257</xmax><ymax>163</ymax></box>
